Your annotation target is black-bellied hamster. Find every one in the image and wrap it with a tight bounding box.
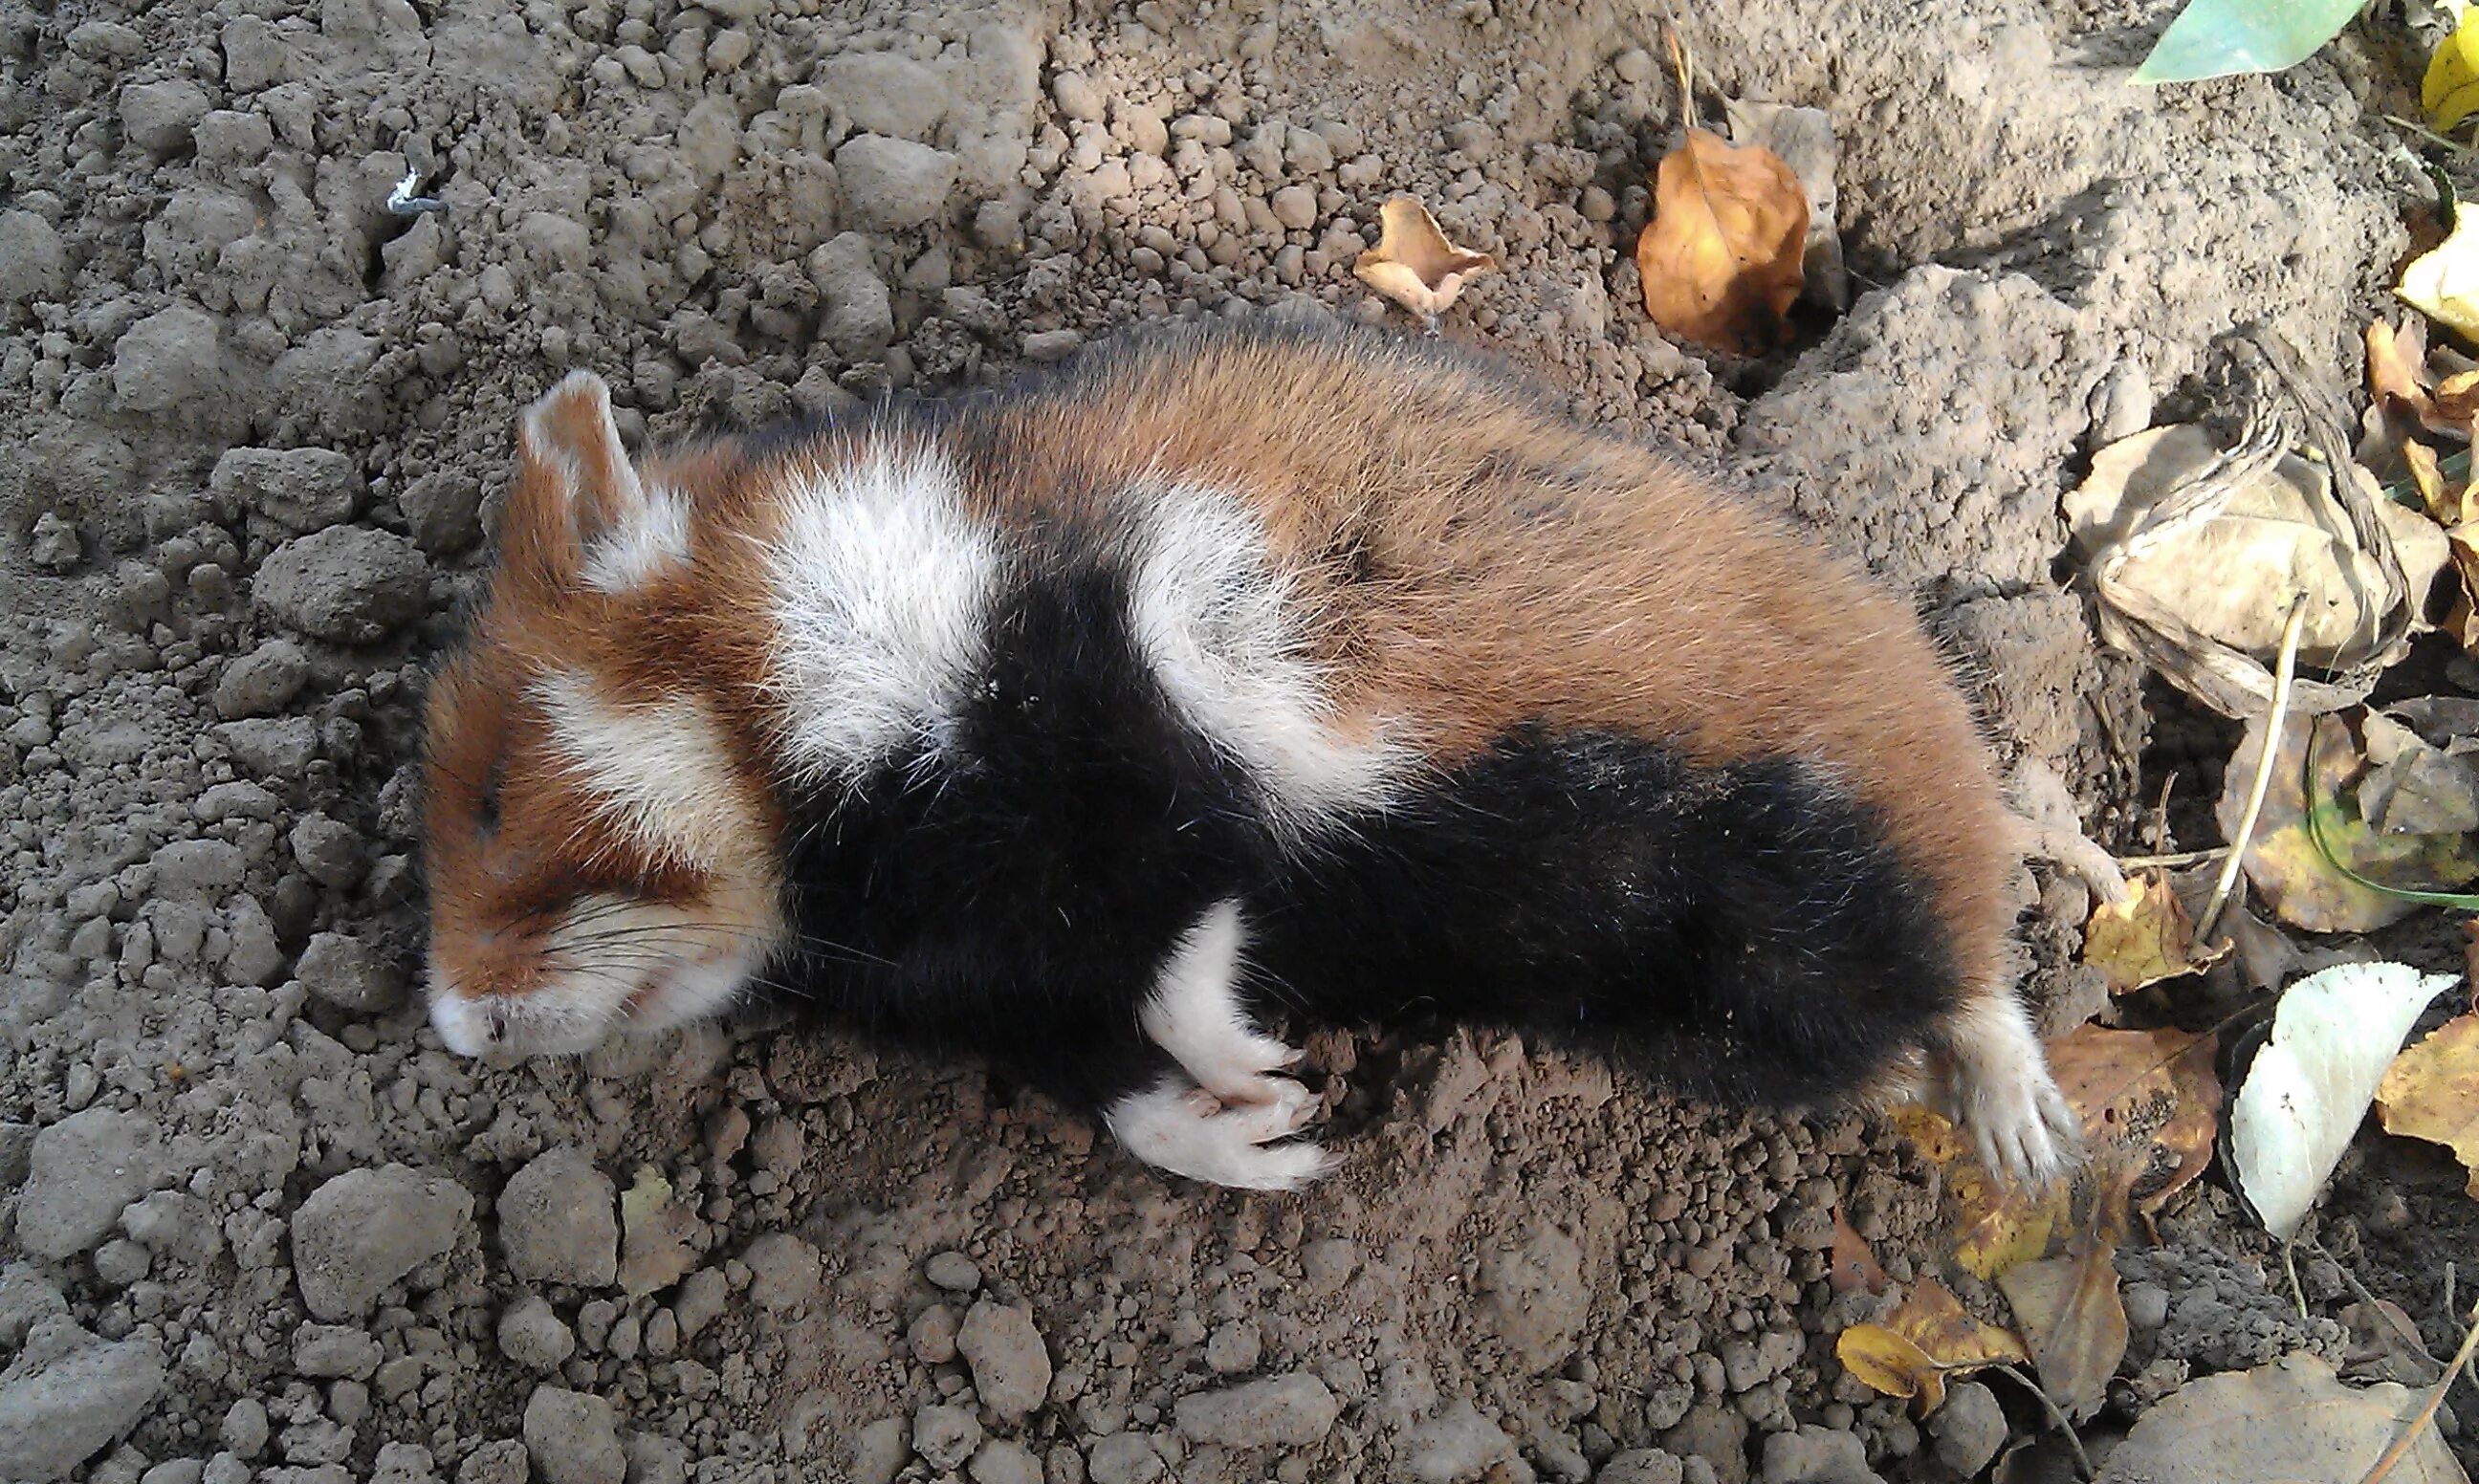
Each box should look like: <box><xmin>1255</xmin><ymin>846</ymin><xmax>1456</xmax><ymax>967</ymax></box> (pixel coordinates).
<box><xmin>420</xmin><ymin>322</ymin><xmax>2075</xmax><ymax>1190</ymax></box>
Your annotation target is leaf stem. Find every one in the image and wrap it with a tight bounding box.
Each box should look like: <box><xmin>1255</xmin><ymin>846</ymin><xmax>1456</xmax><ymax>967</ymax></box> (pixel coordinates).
<box><xmin>2200</xmin><ymin>596</ymin><xmax>2308</xmax><ymax>943</ymax></box>
<box><xmin>1990</xmin><ymin>1364</ymin><xmax>2095</xmax><ymax>1481</ymax></box>
<box><xmin>2358</xmin><ymin>1297</ymin><xmax>2479</xmax><ymax>1484</ymax></box>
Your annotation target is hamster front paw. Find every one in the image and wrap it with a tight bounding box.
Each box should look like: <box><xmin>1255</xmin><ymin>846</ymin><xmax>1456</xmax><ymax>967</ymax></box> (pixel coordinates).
<box><xmin>1105</xmin><ymin>1073</ymin><xmax>1332</xmax><ymax>1191</ymax></box>
<box><xmin>1927</xmin><ymin>992</ymin><xmax>2083</xmax><ymax>1189</ymax></box>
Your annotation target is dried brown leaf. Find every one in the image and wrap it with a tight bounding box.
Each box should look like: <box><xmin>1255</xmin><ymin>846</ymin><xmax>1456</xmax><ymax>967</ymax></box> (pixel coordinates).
<box><xmin>1995</xmin><ymin>1235</ymin><xmax>2129</xmax><ymax>1423</ymax></box>
<box><xmin>2043</xmin><ymin>1024</ymin><xmax>2222</xmax><ymax>1223</ymax></box>
<box><xmin>2092</xmin><ymin>1353</ymin><xmax>2465</xmax><ymax>1484</ymax></box>
<box><xmin>1352</xmin><ymin>196</ymin><xmax>1498</xmax><ymax>322</ymax></box>
<box><xmin>1828</xmin><ymin>1208</ymin><xmax>1888</xmax><ymax>1296</ymax></box>
<box><xmin>1634</xmin><ymin>127</ymin><xmax>1807</xmax><ymax>354</ymax></box>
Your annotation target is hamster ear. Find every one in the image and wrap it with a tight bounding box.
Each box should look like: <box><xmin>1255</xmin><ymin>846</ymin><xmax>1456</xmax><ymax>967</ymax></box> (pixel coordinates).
<box><xmin>505</xmin><ymin>371</ymin><xmax>647</xmax><ymax>586</ymax></box>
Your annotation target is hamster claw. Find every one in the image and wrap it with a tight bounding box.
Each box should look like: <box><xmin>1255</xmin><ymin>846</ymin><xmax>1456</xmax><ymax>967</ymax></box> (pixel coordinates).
<box><xmin>1106</xmin><ymin>1073</ymin><xmax>1333</xmax><ymax>1191</ymax></box>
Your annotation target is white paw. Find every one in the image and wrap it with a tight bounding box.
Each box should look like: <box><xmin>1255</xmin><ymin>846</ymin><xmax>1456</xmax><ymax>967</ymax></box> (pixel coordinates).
<box><xmin>1949</xmin><ymin>1057</ymin><xmax>2081</xmax><ymax>1189</ymax></box>
<box><xmin>1106</xmin><ymin>1073</ymin><xmax>1332</xmax><ymax>1191</ymax></box>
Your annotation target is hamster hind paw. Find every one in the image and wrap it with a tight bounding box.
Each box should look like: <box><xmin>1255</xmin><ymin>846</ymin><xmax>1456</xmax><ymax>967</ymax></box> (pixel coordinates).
<box><xmin>1107</xmin><ymin>1073</ymin><xmax>1332</xmax><ymax>1191</ymax></box>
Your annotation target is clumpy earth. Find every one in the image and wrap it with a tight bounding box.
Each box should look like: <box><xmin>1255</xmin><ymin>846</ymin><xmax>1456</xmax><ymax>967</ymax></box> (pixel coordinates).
<box><xmin>0</xmin><ymin>0</ymin><xmax>2471</xmax><ymax>1482</ymax></box>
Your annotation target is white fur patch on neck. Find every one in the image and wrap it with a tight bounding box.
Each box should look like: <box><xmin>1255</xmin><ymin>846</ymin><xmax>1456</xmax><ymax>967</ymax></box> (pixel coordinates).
<box><xmin>763</xmin><ymin>444</ymin><xmax>1001</xmax><ymax>787</ymax></box>
<box><xmin>581</xmin><ymin>483</ymin><xmax>691</xmax><ymax>593</ymax></box>
<box><xmin>1127</xmin><ymin>480</ymin><xmax>1409</xmax><ymax>829</ymax></box>
<box><xmin>535</xmin><ymin>669</ymin><xmax>756</xmax><ymax>870</ymax></box>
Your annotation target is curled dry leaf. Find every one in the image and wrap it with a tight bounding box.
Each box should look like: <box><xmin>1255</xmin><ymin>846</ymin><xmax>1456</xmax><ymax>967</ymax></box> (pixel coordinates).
<box><xmin>1351</xmin><ymin>196</ymin><xmax>1498</xmax><ymax>323</ymax></box>
<box><xmin>1634</xmin><ymin>127</ymin><xmax>1808</xmax><ymax>354</ymax></box>
<box><xmin>1994</xmin><ymin>1234</ymin><xmax>2129</xmax><ymax>1424</ymax></box>
<box><xmin>2218</xmin><ymin>710</ymin><xmax>2479</xmax><ymax>934</ymax></box>
<box><xmin>2043</xmin><ymin>1023</ymin><xmax>2222</xmax><ymax>1224</ymax></box>
<box><xmin>2375</xmin><ymin>1012</ymin><xmax>2479</xmax><ymax>1198</ymax></box>
<box><xmin>2092</xmin><ymin>1352</ymin><xmax>2467</xmax><ymax>1484</ymax></box>
<box><xmin>2230</xmin><ymin>962</ymin><xmax>2460</xmax><ymax>1240</ymax></box>
<box><xmin>1834</xmin><ymin>1277</ymin><xmax>2029</xmax><ymax>1415</ymax></box>
<box><xmin>1828</xmin><ymin>1208</ymin><xmax>1889</xmax><ymax>1296</ymax></box>
<box><xmin>2079</xmin><ymin>870</ymin><xmax>2226</xmax><ymax>994</ymax></box>
<box><xmin>1721</xmin><ymin>99</ymin><xmax>1848</xmax><ymax>314</ymax></box>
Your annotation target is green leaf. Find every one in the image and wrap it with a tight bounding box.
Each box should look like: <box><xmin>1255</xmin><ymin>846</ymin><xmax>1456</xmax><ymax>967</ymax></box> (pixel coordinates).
<box><xmin>2132</xmin><ymin>0</ymin><xmax>2365</xmax><ymax>85</ymax></box>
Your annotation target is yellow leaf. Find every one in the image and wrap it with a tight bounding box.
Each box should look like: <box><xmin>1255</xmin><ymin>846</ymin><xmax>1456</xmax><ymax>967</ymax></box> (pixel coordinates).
<box><xmin>2400</xmin><ymin>205</ymin><xmax>2479</xmax><ymax>345</ymax></box>
<box><xmin>1351</xmin><ymin>196</ymin><xmax>1498</xmax><ymax>323</ymax></box>
<box><xmin>2376</xmin><ymin>1012</ymin><xmax>2479</xmax><ymax>1197</ymax></box>
<box><xmin>1835</xmin><ymin>1277</ymin><xmax>2029</xmax><ymax>1415</ymax></box>
<box><xmin>2044</xmin><ymin>1024</ymin><xmax>2223</xmax><ymax>1224</ymax></box>
<box><xmin>1889</xmin><ymin>1104</ymin><xmax>2061</xmax><ymax>1279</ymax></box>
<box><xmin>1634</xmin><ymin>128</ymin><xmax>1808</xmax><ymax>354</ymax></box>
<box><xmin>2428</xmin><ymin>9</ymin><xmax>2479</xmax><ymax>133</ymax></box>
<box><xmin>2079</xmin><ymin>870</ymin><xmax>2226</xmax><ymax>994</ymax></box>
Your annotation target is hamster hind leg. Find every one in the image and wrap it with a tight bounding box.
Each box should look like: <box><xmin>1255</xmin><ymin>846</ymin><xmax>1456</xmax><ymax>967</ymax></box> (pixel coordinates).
<box><xmin>1137</xmin><ymin>899</ymin><xmax>1309</xmax><ymax>1105</ymax></box>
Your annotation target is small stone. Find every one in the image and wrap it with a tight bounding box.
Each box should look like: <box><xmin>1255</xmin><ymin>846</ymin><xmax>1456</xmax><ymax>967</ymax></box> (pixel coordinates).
<box><xmin>0</xmin><ymin>211</ymin><xmax>68</xmax><ymax>307</ymax></box>
<box><xmin>1203</xmin><ymin>1321</ymin><xmax>1260</xmax><ymax>1376</ymax></box>
<box><xmin>846</xmin><ymin>1417</ymin><xmax>909</xmax><ymax>1484</ymax></box>
<box><xmin>908</xmin><ymin>1304</ymin><xmax>960</xmax><ymax>1364</ymax></box>
<box><xmin>671</xmin><ymin>1269</ymin><xmax>728</xmax><ymax>1339</ymax></box>
<box><xmin>120</xmin><ymin>79</ymin><xmax>210</xmax><ymax>153</ymax></box>
<box><xmin>1021</xmin><ymin>329</ymin><xmax>1083</xmax><ymax>363</ymax></box>
<box><xmin>16</xmin><ymin>1109</ymin><xmax>160</xmax><ymax>1260</ymax></box>
<box><xmin>499</xmin><ymin>1148</ymin><xmax>618</xmax><ymax>1289</ymax></box>
<box><xmin>456</xmin><ymin>1439</ymin><xmax>529</xmax><ymax>1484</ymax></box>
<box><xmin>0</xmin><ymin>1325</ymin><xmax>169</xmax><ymax>1482</ymax></box>
<box><xmin>748</xmin><ymin>1116</ymin><xmax>804</xmax><ymax>1176</ymax></box>
<box><xmin>1614</xmin><ymin>47</ymin><xmax>1656</xmax><ymax>82</ymax></box>
<box><xmin>291</xmin><ymin>1323</ymin><xmax>382</xmax><ymax>1380</ymax></box>
<box><xmin>150</xmin><ymin>839</ymin><xmax>246</xmax><ymax>896</ymax></box>
<box><xmin>924</xmin><ymin>1251</ymin><xmax>982</xmax><ymax>1293</ymax></box>
<box><xmin>142</xmin><ymin>1460</ymin><xmax>207</xmax><ymax>1484</ymax></box>
<box><xmin>807</xmin><ymin>232</ymin><xmax>895</xmax><ymax>361</ymax></box>
<box><xmin>0</xmin><ymin>1267</ymin><xmax>68</xmax><ymax>1348</ymax></box>
<box><xmin>1927</xmin><ymin>1382</ymin><xmax>2006</xmax><ymax>1477</ymax></box>
<box><xmin>252</xmin><ymin>527</ymin><xmax>428</xmax><ymax>644</ymax></box>
<box><xmin>1396</xmin><ymin>1400</ymin><xmax>1516</xmax><ymax>1484</ymax></box>
<box><xmin>523</xmin><ymin>1387</ymin><xmax>625</xmax><ymax>1484</ymax></box>
<box><xmin>1049</xmin><ymin>71</ymin><xmax>1105</xmax><ymax>122</ymax></box>
<box><xmin>220</xmin><ymin>1399</ymin><xmax>271</xmax><ymax>1458</ymax></box>
<box><xmin>371</xmin><ymin>1442</ymin><xmax>437</xmax><ymax>1484</ymax></box>
<box><xmin>112</xmin><ymin>303</ymin><xmax>230</xmax><ymax>415</ymax></box>
<box><xmin>290</xmin><ymin>1165</ymin><xmax>473</xmax><ymax>1321</ymax></box>
<box><xmin>1598</xmin><ymin>1451</ymin><xmax>1686</xmax><ymax>1484</ymax></box>
<box><xmin>1269</xmin><ymin>185</ymin><xmax>1318</xmax><ymax>230</ymax></box>
<box><xmin>91</xmin><ymin>1237</ymin><xmax>147</xmax><ymax>1287</ymax></box>
<box><xmin>498</xmin><ymin>1295</ymin><xmax>577</xmax><ymax>1371</ymax></box>
<box><xmin>814</xmin><ymin>52</ymin><xmax>950</xmax><ymax>140</ymax></box>
<box><xmin>743</xmin><ymin>1233</ymin><xmax>822</xmax><ymax>1311</ymax></box>
<box><xmin>214</xmin><ymin>640</ymin><xmax>312</xmax><ymax>719</ymax></box>
<box><xmin>1173</xmin><ymin>1373</ymin><xmax>1338</xmax><ymax>1449</ymax></box>
<box><xmin>834</xmin><ymin>135</ymin><xmax>958</xmax><ymax>231</ymax></box>
<box><xmin>2123</xmin><ymin>1282</ymin><xmax>2171</xmax><ymax>1332</ymax></box>
<box><xmin>956</xmin><ymin>1299</ymin><xmax>1051</xmax><ymax>1423</ymax></box>
<box><xmin>296</xmin><ymin>931</ymin><xmax>399</xmax><ymax>1013</ymax></box>
<box><xmin>1086</xmin><ymin>1433</ymin><xmax>1162</xmax><ymax>1484</ymax></box>
<box><xmin>1758</xmin><ymin>1426</ymin><xmax>1884</xmax><ymax>1484</ymax></box>
<box><xmin>969</xmin><ymin>1438</ymin><xmax>1042</xmax><ymax>1484</ymax></box>
<box><xmin>622</xmin><ymin>1433</ymin><xmax>689</xmax><ymax>1484</ymax></box>
<box><xmin>400</xmin><ymin>471</ymin><xmax>482</xmax><ymax>555</ymax></box>
<box><xmin>911</xmin><ymin>1403</ymin><xmax>982</xmax><ymax>1472</ymax></box>
<box><xmin>210</xmin><ymin>447</ymin><xmax>362</xmax><ymax>533</ymax></box>
<box><xmin>289</xmin><ymin>816</ymin><xmax>368</xmax><ymax>890</ymax></box>
<box><xmin>215</xmin><ymin>717</ymin><xmax>318</xmax><ymax>779</ymax></box>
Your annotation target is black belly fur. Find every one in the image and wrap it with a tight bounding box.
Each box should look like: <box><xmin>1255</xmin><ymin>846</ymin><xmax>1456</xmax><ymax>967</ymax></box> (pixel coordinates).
<box><xmin>769</xmin><ymin>569</ymin><xmax>1964</xmax><ymax>1120</ymax></box>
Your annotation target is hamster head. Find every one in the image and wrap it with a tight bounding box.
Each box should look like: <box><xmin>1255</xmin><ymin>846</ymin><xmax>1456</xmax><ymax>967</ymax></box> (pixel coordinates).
<box><xmin>421</xmin><ymin>372</ymin><xmax>787</xmax><ymax>1060</ymax></box>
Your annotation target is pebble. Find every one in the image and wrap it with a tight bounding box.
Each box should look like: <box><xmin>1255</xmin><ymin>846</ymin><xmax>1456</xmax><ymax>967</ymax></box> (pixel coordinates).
<box><xmin>968</xmin><ymin>1438</ymin><xmax>1042</xmax><ymax>1484</ymax></box>
<box><xmin>371</xmin><ymin>1443</ymin><xmax>437</xmax><ymax>1484</ymax></box>
<box><xmin>1269</xmin><ymin>185</ymin><xmax>1318</xmax><ymax>230</ymax></box>
<box><xmin>210</xmin><ymin>447</ymin><xmax>362</xmax><ymax>533</ymax></box>
<box><xmin>2123</xmin><ymin>1282</ymin><xmax>2171</xmax><ymax>1331</ymax></box>
<box><xmin>16</xmin><ymin>1110</ymin><xmax>159</xmax><ymax>1260</ymax></box>
<box><xmin>296</xmin><ymin>931</ymin><xmax>398</xmax><ymax>1013</ymax></box>
<box><xmin>1050</xmin><ymin>70</ymin><xmax>1106</xmax><ymax>121</ymax></box>
<box><xmin>498</xmin><ymin>1147</ymin><xmax>618</xmax><ymax>1289</ymax></box>
<box><xmin>213</xmin><ymin>640</ymin><xmax>311</xmax><ymax>719</ymax></box>
<box><xmin>1203</xmin><ymin>1320</ymin><xmax>1260</xmax><ymax>1375</ymax></box>
<box><xmin>498</xmin><ymin>1295</ymin><xmax>577</xmax><ymax>1371</ymax></box>
<box><xmin>834</xmin><ymin>135</ymin><xmax>958</xmax><ymax>231</ymax></box>
<box><xmin>807</xmin><ymin>232</ymin><xmax>895</xmax><ymax>360</ymax></box>
<box><xmin>252</xmin><ymin>527</ymin><xmax>428</xmax><ymax>644</ymax></box>
<box><xmin>0</xmin><ymin>210</ymin><xmax>67</xmax><ymax>307</ymax></box>
<box><xmin>1173</xmin><ymin>1372</ymin><xmax>1338</xmax><ymax>1449</ymax></box>
<box><xmin>1928</xmin><ymin>1381</ymin><xmax>2006</xmax><ymax>1476</ymax></box>
<box><xmin>1598</xmin><ymin>1452</ymin><xmax>1685</xmax><ymax>1484</ymax></box>
<box><xmin>1614</xmin><ymin>47</ymin><xmax>1656</xmax><ymax>82</ymax></box>
<box><xmin>290</xmin><ymin>1165</ymin><xmax>473</xmax><ymax>1321</ymax></box>
<box><xmin>846</xmin><ymin>1417</ymin><xmax>909</xmax><ymax>1484</ymax></box>
<box><xmin>956</xmin><ymin>1299</ymin><xmax>1051</xmax><ymax>1423</ymax></box>
<box><xmin>622</xmin><ymin>1435</ymin><xmax>689</xmax><ymax>1484</ymax></box>
<box><xmin>216</xmin><ymin>717</ymin><xmax>318</xmax><ymax>778</ymax></box>
<box><xmin>120</xmin><ymin>79</ymin><xmax>210</xmax><ymax>153</ymax></box>
<box><xmin>0</xmin><ymin>1322</ymin><xmax>169</xmax><ymax>1482</ymax></box>
<box><xmin>400</xmin><ymin>471</ymin><xmax>482</xmax><ymax>555</ymax></box>
<box><xmin>111</xmin><ymin>303</ymin><xmax>230</xmax><ymax>414</ymax></box>
<box><xmin>1086</xmin><ymin>1433</ymin><xmax>1163</xmax><ymax>1484</ymax></box>
<box><xmin>289</xmin><ymin>815</ymin><xmax>367</xmax><ymax>890</ymax></box>
<box><xmin>1395</xmin><ymin>1400</ymin><xmax>1517</xmax><ymax>1483</ymax></box>
<box><xmin>912</xmin><ymin>1403</ymin><xmax>983</xmax><ymax>1472</ymax></box>
<box><xmin>925</xmin><ymin>1251</ymin><xmax>982</xmax><ymax>1293</ymax></box>
<box><xmin>1021</xmin><ymin>329</ymin><xmax>1084</xmax><ymax>362</ymax></box>
<box><xmin>815</xmin><ymin>52</ymin><xmax>950</xmax><ymax>140</ymax></box>
<box><xmin>1757</xmin><ymin>1427</ymin><xmax>1884</xmax><ymax>1484</ymax></box>
<box><xmin>0</xmin><ymin>1266</ymin><xmax>68</xmax><ymax>1347</ymax></box>
<box><xmin>909</xmin><ymin>1303</ymin><xmax>960</xmax><ymax>1364</ymax></box>
<box><xmin>743</xmin><ymin>1233</ymin><xmax>822</xmax><ymax>1310</ymax></box>
<box><xmin>221</xmin><ymin>1399</ymin><xmax>270</xmax><ymax>1457</ymax></box>
<box><xmin>457</xmin><ymin>1439</ymin><xmax>530</xmax><ymax>1484</ymax></box>
<box><xmin>151</xmin><ymin>839</ymin><xmax>245</xmax><ymax>896</ymax></box>
<box><xmin>522</xmin><ymin>1386</ymin><xmax>625</xmax><ymax>1484</ymax></box>
<box><xmin>291</xmin><ymin>1324</ymin><xmax>382</xmax><ymax>1380</ymax></box>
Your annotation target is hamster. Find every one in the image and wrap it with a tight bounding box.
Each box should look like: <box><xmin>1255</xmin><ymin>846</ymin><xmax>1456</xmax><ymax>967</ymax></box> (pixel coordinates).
<box><xmin>420</xmin><ymin>321</ymin><xmax>2076</xmax><ymax>1191</ymax></box>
